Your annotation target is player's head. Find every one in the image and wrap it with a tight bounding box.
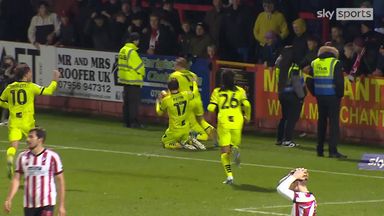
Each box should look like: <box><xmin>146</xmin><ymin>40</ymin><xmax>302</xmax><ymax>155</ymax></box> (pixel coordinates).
<box><xmin>14</xmin><ymin>63</ymin><xmax>32</xmax><ymax>81</ymax></box>
<box><xmin>289</xmin><ymin>168</ymin><xmax>309</xmax><ymax>192</ymax></box>
<box><xmin>27</xmin><ymin>127</ymin><xmax>47</xmax><ymax>150</ymax></box>
<box><xmin>174</xmin><ymin>57</ymin><xmax>188</xmax><ymax>70</ymax></box>
<box><xmin>167</xmin><ymin>78</ymin><xmax>179</xmax><ymax>93</ymax></box>
<box><xmin>221</xmin><ymin>70</ymin><xmax>235</xmax><ymax>90</ymax></box>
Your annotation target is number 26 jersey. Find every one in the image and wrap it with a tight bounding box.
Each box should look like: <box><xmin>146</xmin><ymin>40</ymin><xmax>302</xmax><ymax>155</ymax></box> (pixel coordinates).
<box><xmin>209</xmin><ymin>86</ymin><xmax>249</xmax><ymax>129</ymax></box>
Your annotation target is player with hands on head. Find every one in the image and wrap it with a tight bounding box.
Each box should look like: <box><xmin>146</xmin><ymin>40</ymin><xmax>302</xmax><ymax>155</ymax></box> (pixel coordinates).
<box><xmin>277</xmin><ymin>168</ymin><xmax>316</xmax><ymax>216</ymax></box>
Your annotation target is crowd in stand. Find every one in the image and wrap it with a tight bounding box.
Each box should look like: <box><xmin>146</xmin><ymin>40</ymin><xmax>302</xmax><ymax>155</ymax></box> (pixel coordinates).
<box><xmin>0</xmin><ymin>0</ymin><xmax>384</xmax><ymax>76</ymax></box>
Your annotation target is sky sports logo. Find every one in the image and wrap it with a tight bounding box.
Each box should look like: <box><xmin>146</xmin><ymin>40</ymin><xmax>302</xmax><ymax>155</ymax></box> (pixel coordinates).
<box><xmin>317</xmin><ymin>8</ymin><xmax>373</xmax><ymax>20</ymax></box>
<box><xmin>358</xmin><ymin>154</ymin><xmax>384</xmax><ymax>171</ymax></box>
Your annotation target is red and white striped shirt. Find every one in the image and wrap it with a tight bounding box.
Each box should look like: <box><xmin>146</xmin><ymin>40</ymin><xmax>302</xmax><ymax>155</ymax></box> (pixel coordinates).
<box><xmin>277</xmin><ymin>175</ymin><xmax>317</xmax><ymax>216</ymax></box>
<box><xmin>15</xmin><ymin>148</ymin><xmax>63</xmax><ymax>208</ymax></box>
<box><xmin>292</xmin><ymin>192</ymin><xmax>317</xmax><ymax>216</ymax></box>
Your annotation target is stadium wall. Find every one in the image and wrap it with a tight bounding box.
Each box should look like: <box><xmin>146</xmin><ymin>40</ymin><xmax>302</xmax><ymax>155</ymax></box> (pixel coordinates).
<box><xmin>1</xmin><ymin>41</ymin><xmax>384</xmax><ymax>145</ymax></box>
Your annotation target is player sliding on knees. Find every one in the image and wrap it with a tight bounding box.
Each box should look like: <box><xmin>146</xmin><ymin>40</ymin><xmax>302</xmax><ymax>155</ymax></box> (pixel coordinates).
<box><xmin>277</xmin><ymin>168</ymin><xmax>317</xmax><ymax>216</ymax></box>
<box><xmin>207</xmin><ymin>70</ymin><xmax>251</xmax><ymax>184</ymax></box>
<box><xmin>0</xmin><ymin>63</ymin><xmax>60</xmax><ymax>179</ymax></box>
<box><xmin>156</xmin><ymin>79</ymin><xmax>206</xmax><ymax>150</ymax></box>
<box><xmin>169</xmin><ymin>57</ymin><xmax>217</xmax><ymax>144</ymax></box>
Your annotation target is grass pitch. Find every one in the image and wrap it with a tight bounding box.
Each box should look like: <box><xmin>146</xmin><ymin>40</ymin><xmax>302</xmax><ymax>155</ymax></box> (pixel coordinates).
<box><xmin>0</xmin><ymin>111</ymin><xmax>383</xmax><ymax>215</ymax></box>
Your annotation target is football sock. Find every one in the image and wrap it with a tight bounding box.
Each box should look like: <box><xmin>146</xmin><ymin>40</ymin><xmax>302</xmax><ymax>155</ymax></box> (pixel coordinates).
<box><xmin>6</xmin><ymin>147</ymin><xmax>16</xmax><ymax>162</ymax></box>
<box><xmin>221</xmin><ymin>152</ymin><xmax>232</xmax><ymax>178</ymax></box>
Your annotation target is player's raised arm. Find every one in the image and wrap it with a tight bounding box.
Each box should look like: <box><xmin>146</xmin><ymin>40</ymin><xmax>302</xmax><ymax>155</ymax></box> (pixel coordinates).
<box><xmin>39</xmin><ymin>70</ymin><xmax>60</xmax><ymax>95</ymax></box>
<box><xmin>156</xmin><ymin>90</ymin><xmax>168</xmax><ymax>116</ymax></box>
<box><xmin>276</xmin><ymin>173</ymin><xmax>296</xmax><ymax>201</ymax></box>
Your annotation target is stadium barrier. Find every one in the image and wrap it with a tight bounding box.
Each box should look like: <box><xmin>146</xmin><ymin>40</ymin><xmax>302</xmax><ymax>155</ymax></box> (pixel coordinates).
<box><xmin>0</xmin><ymin>41</ymin><xmax>210</xmax><ymax>120</ymax></box>
<box><xmin>1</xmin><ymin>40</ymin><xmax>383</xmax><ymax>145</ymax></box>
<box><xmin>213</xmin><ymin>61</ymin><xmax>384</xmax><ymax>145</ymax></box>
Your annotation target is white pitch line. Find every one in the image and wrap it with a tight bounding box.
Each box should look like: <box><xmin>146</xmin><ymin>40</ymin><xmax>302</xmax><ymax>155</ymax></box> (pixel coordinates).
<box><xmin>234</xmin><ymin>209</ymin><xmax>290</xmax><ymax>216</ymax></box>
<box><xmin>39</xmin><ymin>144</ymin><xmax>384</xmax><ymax>180</ymax></box>
<box><xmin>234</xmin><ymin>199</ymin><xmax>384</xmax><ymax>214</ymax></box>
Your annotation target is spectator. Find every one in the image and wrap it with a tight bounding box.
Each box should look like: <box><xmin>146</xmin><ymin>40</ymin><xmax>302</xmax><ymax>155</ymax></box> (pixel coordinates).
<box><xmin>349</xmin><ymin>37</ymin><xmax>375</xmax><ymax>77</ymax></box>
<box><xmin>158</xmin><ymin>0</ymin><xmax>181</xmax><ymax>34</ymax></box>
<box><xmin>28</xmin><ymin>1</ymin><xmax>60</xmax><ymax>48</ymax></box>
<box><xmin>123</xmin><ymin>13</ymin><xmax>148</xmax><ymax>44</ymax></box>
<box><xmin>342</xmin><ymin>42</ymin><xmax>354</xmax><ymax>73</ymax></box>
<box><xmin>111</xmin><ymin>12</ymin><xmax>129</xmax><ymax>50</ymax></box>
<box><xmin>190</xmin><ymin>22</ymin><xmax>213</xmax><ymax>58</ymax></box>
<box><xmin>204</xmin><ymin>0</ymin><xmax>225</xmax><ymax>48</ymax></box>
<box><xmin>222</xmin><ymin>0</ymin><xmax>255</xmax><ymax>62</ymax></box>
<box><xmin>178</xmin><ymin>20</ymin><xmax>194</xmax><ymax>57</ymax></box>
<box><xmin>84</xmin><ymin>13</ymin><xmax>112</xmax><ymax>50</ymax></box>
<box><xmin>260</xmin><ymin>31</ymin><xmax>281</xmax><ymax>67</ymax></box>
<box><xmin>72</xmin><ymin>0</ymin><xmax>93</xmax><ymax>47</ymax></box>
<box><xmin>372</xmin><ymin>43</ymin><xmax>384</xmax><ymax>77</ymax></box>
<box><xmin>361</xmin><ymin>21</ymin><xmax>383</xmax><ymax>50</ymax></box>
<box><xmin>101</xmin><ymin>0</ymin><xmax>121</xmax><ymax>20</ymax></box>
<box><xmin>142</xmin><ymin>13</ymin><xmax>176</xmax><ymax>55</ymax></box>
<box><xmin>120</xmin><ymin>0</ymin><xmax>133</xmax><ymax>25</ymax></box>
<box><xmin>329</xmin><ymin>25</ymin><xmax>345</xmax><ymax>55</ymax></box>
<box><xmin>1</xmin><ymin>0</ymin><xmax>33</xmax><ymax>42</ymax></box>
<box><xmin>291</xmin><ymin>18</ymin><xmax>308</xmax><ymax>63</ymax></box>
<box><xmin>253</xmin><ymin>0</ymin><xmax>289</xmax><ymax>47</ymax></box>
<box><xmin>55</xmin><ymin>11</ymin><xmax>76</xmax><ymax>47</ymax></box>
<box><xmin>207</xmin><ymin>44</ymin><xmax>218</xmax><ymax>60</ymax></box>
<box><xmin>0</xmin><ymin>55</ymin><xmax>16</xmax><ymax>125</ymax></box>
<box><xmin>301</xmin><ymin>35</ymin><xmax>319</xmax><ymax>71</ymax></box>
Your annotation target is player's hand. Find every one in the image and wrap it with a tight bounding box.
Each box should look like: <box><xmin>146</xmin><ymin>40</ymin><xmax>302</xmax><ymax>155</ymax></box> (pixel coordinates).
<box><xmin>4</xmin><ymin>200</ymin><xmax>11</xmax><ymax>214</ymax></box>
<box><xmin>52</xmin><ymin>70</ymin><xmax>61</xmax><ymax>81</ymax></box>
<box><xmin>244</xmin><ymin>116</ymin><xmax>250</xmax><ymax>124</ymax></box>
<box><xmin>158</xmin><ymin>90</ymin><xmax>168</xmax><ymax>100</ymax></box>
<box><xmin>58</xmin><ymin>206</ymin><xmax>66</xmax><ymax>216</ymax></box>
<box><xmin>292</xmin><ymin>168</ymin><xmax>308</xmax><ymax>180</ymax></box>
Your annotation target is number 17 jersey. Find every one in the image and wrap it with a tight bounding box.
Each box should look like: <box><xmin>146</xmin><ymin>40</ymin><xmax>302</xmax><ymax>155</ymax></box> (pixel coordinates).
<box><xmin>0</xmin><ymin>81</ymin><xmax>57</xmax><ymax>126</ymax></box>
<box><xmin>209</xmin><ymin>86</ymin><xmax>248</xmax><ymax>129</ymax></box>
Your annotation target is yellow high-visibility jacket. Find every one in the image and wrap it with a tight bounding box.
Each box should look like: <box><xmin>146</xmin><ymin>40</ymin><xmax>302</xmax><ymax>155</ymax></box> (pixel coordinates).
<box><xmin>118</xmin><ymin>43</ymin><xmax>145</xmax><ymax>86</ymax></box>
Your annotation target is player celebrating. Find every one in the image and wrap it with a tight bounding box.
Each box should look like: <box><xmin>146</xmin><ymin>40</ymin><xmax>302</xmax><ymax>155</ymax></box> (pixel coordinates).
<box><xmin>207</xmin><ymin>70</ymin><xmax>251</xmax><ymax>184</ymax></box>
<box><xmin>156</xmin><ymin>79</ymin><xmax>206</xmax><ymax>150</ymax></box>
<box><xmin>0</xmin><ymin>63</ymin><xmax>60</xmax><ymax>178</ymax></box>
<box><xmin>169</xmin><ymin>57</ymin><xmax>216</xmax><ymax>142</ymax></box>
<box><xmin>4</xmin><ymin>127</ymin><xmax>66</xmax><ymax>216</ymax></box>
<box><xmin>277</xmin><ymin>168</ymin><xmax>317</xmax><ymax>216</ymax></box>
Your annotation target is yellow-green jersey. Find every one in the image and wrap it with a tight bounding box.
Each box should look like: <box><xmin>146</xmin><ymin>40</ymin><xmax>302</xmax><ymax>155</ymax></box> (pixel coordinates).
<box><xmin>169</xmin><ymin>70</ymin><xmax>200</xmax><ymax>97</ymax></box>
<box><xmin>156</xmin><ymin>91</ymin><xmax>194</xmax><ymax>130</ymax></box>
<box><xmin>208</xmin><ymin>86</ymin><xmax>251</xmax><ymax>129</ymax></box>
<box><xmin>0</xmin><ymin>81</ymin><xmax>57</xmax><ymax>126</ymax></box>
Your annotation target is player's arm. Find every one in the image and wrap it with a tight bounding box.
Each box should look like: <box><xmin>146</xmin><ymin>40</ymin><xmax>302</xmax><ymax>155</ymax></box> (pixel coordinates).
<box><xmin>276</xmin><ymin>174</ymin><xmax>295</xmax><ymax>201</ymax></box>
<box><xmin>0</xmin><ymin>87</ymin><xmax>9</xmax><ymax>109</ymax></box>
<box><xmin>156</xmin><ymin>93</ymin><xmax>168</xmax><ymax>116</ymax></box>
<box><xmin>207</xmin><ymin>89</ymin><xmax>218</xmax><ymax>113</ymax></box>
<box><xmin>4</xmin><ymin>172</ymin><xmax>21</xmax><ymax>213</ymax></box>
<box><xmin>38</xmin><ymin>70</ymin><xmax>61</xmax><ymax>95</ymax></box>
<box><xmin>156</xmin><ymin>99</ymin><xmax>164</xmax><ymax>116</ymax></box>
<box><xmin>56</xmin><ymin>173</ymin><xmax>66</xmax><ymax>216</ymax></box>
<box><xmin>240</xmin><ymin>89</ymin><xmax>251</xmax><ymax>122</ymax></box>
